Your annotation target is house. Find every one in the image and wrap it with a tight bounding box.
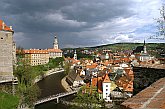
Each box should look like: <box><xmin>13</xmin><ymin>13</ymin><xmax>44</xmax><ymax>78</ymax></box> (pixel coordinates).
<box><xmin>66</xmin><ymin>70</ymin><xmax>84</xmax><ymax>87</ymax></box>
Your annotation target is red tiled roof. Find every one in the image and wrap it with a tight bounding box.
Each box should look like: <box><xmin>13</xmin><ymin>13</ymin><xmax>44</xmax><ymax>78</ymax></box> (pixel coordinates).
<box><xmin>24</xmin><ymin>49</ymin><xmax>49</xmax><ymax>54</ymax></box>
<box><xmin>103</xmin><ymin>74</ymin><xmax>111</xmax><ymax>83</ymax></box>
<box><xmin>115</xmin><ymin>75</ymin><xmax>133</xmax><ymax>92</ymax></box>
<box><xmin>124</xmin><ymin>68</ymin><xmax>134</xmax><ymax>75</ymax></box>
<box><xmin>121</xmin><ymin>57</ymin><xmax>131</xmax><ymax>63</ymax></box>
<box><xmin>0</xmin><ymin>20</ymin><xmax>13</xmax><ymax>32</ymax></box>
<box><xmin>114</xmin><ymin>59</ymin><xmax>121</xmax><ymax>64</ymax></box>
<box><xmin>48</xmin><ymin>49</ymin><xmax>63</xmax><ymax>53</ymax></box>
<box><xmin>86</xmin><ymin>64</ymin><xmax>97</xmax><ymax>69</ymax></box>
<box><xmin>71</xmin><ymin>59</ymin><xmax>80</xmax><ymax>64</ymax></box>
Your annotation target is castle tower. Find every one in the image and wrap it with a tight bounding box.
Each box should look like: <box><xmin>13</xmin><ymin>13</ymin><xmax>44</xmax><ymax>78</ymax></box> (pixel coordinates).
<box><xmin>74</xmin><ymin>50</ymin><xmax>77</xmax><ymax>60</ymax></box>
<box><xmin>0</xmin><ymin>20</ymin><xmax>14</xmax><ymax>80</ymax></box>
<box><xmin>53</xmin><ymin>35</ymin><xmax>58</xmax><ymax>49</ymax></box>
<box><xmin>143</xmin><ymin>40</ymin><xmax>147</xmax><ymax>54</ymax></box>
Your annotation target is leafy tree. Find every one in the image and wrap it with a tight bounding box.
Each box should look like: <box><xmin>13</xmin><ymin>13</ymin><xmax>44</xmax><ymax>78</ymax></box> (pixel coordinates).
<box><xmin>150</xmin><ymin>5</ymin><xmax>165</xmax><ymax>39</ymax></box>
<box><xmin>14</xmin><ymin>60</ymin><xmax>40</xmax><ymax>108</ymax></box>
<box><xmin>73</xmin><ymin>86</ymin><xmax>106</xmax><ymax>109</ymax></box>
<box><xmin>64</xmin><ymin>61</ymin><xmax>71</xmax><ymax>75</ymax></box>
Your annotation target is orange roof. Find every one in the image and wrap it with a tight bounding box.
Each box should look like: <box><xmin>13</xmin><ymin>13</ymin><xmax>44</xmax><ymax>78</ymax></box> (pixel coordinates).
<box><xmin>121</xmin><ymin>57</ymin><xmax>131</xmax><ymax>63</ymax></box>
<box><xmin>124</xmin><ymin>68</ymin><xmax>134</xmax><ymax>75</ymax></box>
<box><xmin>0</xmin><ymin>20</ymin><xmax>13</xmax><ymax>32</ymax></box>
<box><xmin>114</xmin><ymin>59</ymin><xmax>121</xmax><ymax>64</ymax></box>
<box><xmin>103</xmin><ymin>60</ymin><xmax>111</xmax><ymax>66</ymax></box>
<box><xmin>86</xmin><ymin>64</ymin><xmax>97</xmax><ymax>69</ymax></box>
<box><xmin>103</xmin><ymin>74</ymin><xmax>111</xmax><ymax>83</ymax></box>
<box><xmin>71</xmin><ymin>59</ymin><xmax>80</xmax><ymax>64</ymax></box>
<box><xmin>24</xmin><ymin>49</ymin><xmax>49</xmax><ymax>54</ymax></box>
<box><xmin>124</xmin><ymin>81</ymin><xmax>133</xmax><ymax>92</ymax></box>
<box><xmin>115</xmin><ymin>75</ymin><xmax>133</xmax><ymax>92</ymax></box>
<box><xmin>48</xmin><ymin>49</ymin><xmax>63</xmax><ymax>53</ymax></box>
<box><xmin>16</xmin><ymin>49</ymin><xmax>25</xmax><ymax>54</ymax></box>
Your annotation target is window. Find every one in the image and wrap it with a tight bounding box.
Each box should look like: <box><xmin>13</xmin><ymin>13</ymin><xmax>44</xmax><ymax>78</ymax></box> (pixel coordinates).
<box><xmin>106</xmin><ymin>85</ymin><xmax>108</xmax><ymax>87</ymax></box>
<box><xmin>106</xmin><ymin>89</ymin><xmax>108</xmax><ymax>91</ymax></box>
<box><xmin>1</xmin><ymin>37</ymin><xmax>3</xmax><ymax>39</ymax></box>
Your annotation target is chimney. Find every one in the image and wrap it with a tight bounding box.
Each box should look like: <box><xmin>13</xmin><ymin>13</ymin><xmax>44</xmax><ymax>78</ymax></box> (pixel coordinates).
<box><xmin>2</xmin><ymin>22</ymin><xmax>5</xmax><ymax>30</ymax></box>
<box><xmin>10</xmin><ymin>26</ymin><xmax>12</xmax><ymax>30</ymax></box>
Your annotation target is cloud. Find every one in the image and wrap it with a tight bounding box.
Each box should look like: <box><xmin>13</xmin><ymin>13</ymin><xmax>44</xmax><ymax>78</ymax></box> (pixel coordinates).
<box><xmin>0</xmin><ymin>0</ymin><xmax>164</xmax><ymax>48</ymax></box>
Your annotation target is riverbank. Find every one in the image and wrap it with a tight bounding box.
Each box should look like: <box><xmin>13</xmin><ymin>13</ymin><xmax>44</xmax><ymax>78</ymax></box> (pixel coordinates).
<box><xmin>34</xmin><ymin>68</ymin><xmax>64</xmax><ymax>83</ymax></box>
<box><xmin>61</xmin><ymin>76</ymin><xmax>72</xmax><ymax>92</ymax></box>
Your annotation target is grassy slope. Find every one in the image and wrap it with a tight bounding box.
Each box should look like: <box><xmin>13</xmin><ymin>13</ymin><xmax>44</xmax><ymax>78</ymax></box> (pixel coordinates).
<box><xmin>0</xmin><ymin>92</ymin><xmax>19</xmax><ymax>109</ymax></box>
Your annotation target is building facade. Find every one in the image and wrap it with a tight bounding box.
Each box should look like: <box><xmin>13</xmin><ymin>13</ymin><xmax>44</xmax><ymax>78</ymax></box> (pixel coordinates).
<box><xmin>102</xmin><ymin>74</ymin><xmax>111</xmax><ymax>102</ymax></box>
<box><xmin>24</xmin><ymin>49</ymin><xmax>49</xmax><ymax>66</ymax></box>
<box><xmin>0</xmin><ymin>20</ymin><xmax>15</xmax><ymax>80</ymax></box>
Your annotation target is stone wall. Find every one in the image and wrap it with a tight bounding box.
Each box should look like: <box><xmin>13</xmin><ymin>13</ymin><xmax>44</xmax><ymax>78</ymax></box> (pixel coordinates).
<box><xmin>133</xmin><ymin>66</ymin><xmax>165</xmax><ymax>95</ymax></box>
<box><xmin>0</xmin><ymin>31</ymin><xmax>14</xmax><ymax>78</ymax></box>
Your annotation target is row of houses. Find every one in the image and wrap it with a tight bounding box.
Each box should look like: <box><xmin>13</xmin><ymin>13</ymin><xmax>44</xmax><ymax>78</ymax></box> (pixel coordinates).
<box><xmin>65</xmin><ymin>51</ymin><xmax>134</xmax><ymax>102</ymax></box>
<box><xmin>65</xmin><ymin>42</ymin><xmax>165</xmax><ymax>102</ymax></box>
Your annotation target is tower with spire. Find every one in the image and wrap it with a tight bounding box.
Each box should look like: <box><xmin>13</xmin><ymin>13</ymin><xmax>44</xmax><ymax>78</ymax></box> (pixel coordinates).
<box><xmin>73</xmin><ymin>50</ymin><xmax>77</xmax><ymax>60</ymax></box>
<box><xmin>53</xmin><ymin>35</ymin><xmax>58</xmax><ymax>49</ymax></box>
<box><xmin>143</xmin><ymin>40</ymin><xmax>147</xmax><ymax>54</ymax></box>
<box><xmin>48</xmin><ymin>34</ymin><xmax>63</xmax><ymax>58</ymax></box>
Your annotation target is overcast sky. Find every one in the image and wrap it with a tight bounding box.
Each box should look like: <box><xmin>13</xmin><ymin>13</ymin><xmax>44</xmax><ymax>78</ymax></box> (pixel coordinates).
<box><xmin>0</xmin><ymin>0</ymin><xmax>165</xmax><ymax>49</ymax></box>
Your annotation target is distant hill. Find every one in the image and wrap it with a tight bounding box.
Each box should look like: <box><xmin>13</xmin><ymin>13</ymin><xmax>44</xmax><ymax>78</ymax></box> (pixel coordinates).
<box><xmin>62</xmin><ymin>43</ymin><xmax>165</xmax><ymax>58</ymax></box>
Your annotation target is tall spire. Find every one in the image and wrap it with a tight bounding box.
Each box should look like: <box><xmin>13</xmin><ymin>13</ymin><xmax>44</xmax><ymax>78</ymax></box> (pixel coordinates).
<box><xmin>143</xmin><ymin>40</ymin><xmax>147</xmax><ymax>54</ymax></box>
<box><xmin>74</xmin><ymin>50</ymin><xmax>77</xmax><ymax>60</ymax></box>
<box><xmin>53</xmin><ymin>35</ymin><xmax>58</xmax><ymax>49</ymax></box>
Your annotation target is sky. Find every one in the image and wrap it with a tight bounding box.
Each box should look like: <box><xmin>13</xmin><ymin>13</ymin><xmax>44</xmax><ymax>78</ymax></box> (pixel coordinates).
<box><xmin>0</xmin><ymin>0</ymin><xmax>165</xmax><ymax>49</ymax></box>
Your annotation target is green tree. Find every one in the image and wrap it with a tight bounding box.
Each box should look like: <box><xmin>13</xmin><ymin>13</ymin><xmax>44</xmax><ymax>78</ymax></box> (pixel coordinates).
<box><xmin>14</xmin><ymin>60</ymin><xmax>40</xmax><ymax>108</ymax></box>
<box><xmin>64</xmin><ymin>61</ymin><xmax>71</xmax><ymax>75</ymax></box>
<box><xmin>73</xmin><ymin>86</ymin><xmax>106</xmax><ymax>109</ymax></box>
<box><xmin>150</xmin><ymin>5</ymin><xmax>165</xmax><ymax>39</ymax></box>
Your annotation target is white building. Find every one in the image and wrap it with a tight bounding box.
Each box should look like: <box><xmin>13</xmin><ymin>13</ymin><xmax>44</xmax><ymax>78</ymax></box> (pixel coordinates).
<box><xmin>102</xmin><ymin>74</ymin><xmax>112</xmax><ymax>102</ymax></box>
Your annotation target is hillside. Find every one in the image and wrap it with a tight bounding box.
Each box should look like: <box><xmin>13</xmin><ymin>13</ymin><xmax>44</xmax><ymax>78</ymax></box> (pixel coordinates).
<box><xmin>62</xmin><ymin>43</ymin><xmax>165</xmax><ymax>58</ymax></box>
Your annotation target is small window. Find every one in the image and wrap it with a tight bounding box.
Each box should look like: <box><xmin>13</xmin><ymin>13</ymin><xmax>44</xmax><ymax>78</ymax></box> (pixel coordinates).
<box><xmin>1</xmin><ymin>37</ymin><xmax>3</xmax><ymax>39</ymax></box>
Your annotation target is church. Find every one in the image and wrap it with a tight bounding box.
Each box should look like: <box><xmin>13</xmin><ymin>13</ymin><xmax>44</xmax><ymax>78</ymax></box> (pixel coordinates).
<box><xmin>133</xmin><ymin>40</ymin><xmax>153</xmax><ymax>62</ymax></box>
<box><xmin>48</xmin><ymin>35</ymin><xmax>63</xmax><ymax>58</ymax></box>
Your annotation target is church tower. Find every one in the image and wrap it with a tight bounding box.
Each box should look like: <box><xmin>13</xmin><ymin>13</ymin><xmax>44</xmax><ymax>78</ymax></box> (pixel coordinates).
<box><xmin>143</xmin><ymin>40</ymin><xmax>147</xmax><ymax>54</ymax></box>
<box><xmin>74</xmin><ymin>50</ymin><xmax>77</xmax><ymax>60</ymax></box>
<box><xmin>53</xmin><ymin>35</ymin><xmax>58</xmax><ymax>49</ymax></box>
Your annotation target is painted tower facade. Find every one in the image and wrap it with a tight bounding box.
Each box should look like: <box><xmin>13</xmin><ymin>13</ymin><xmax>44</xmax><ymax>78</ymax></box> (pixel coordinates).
<box><xmin>53</xmin><ymin>35</ymin><xmax>58</xmax><ymax>49</ymax></box>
